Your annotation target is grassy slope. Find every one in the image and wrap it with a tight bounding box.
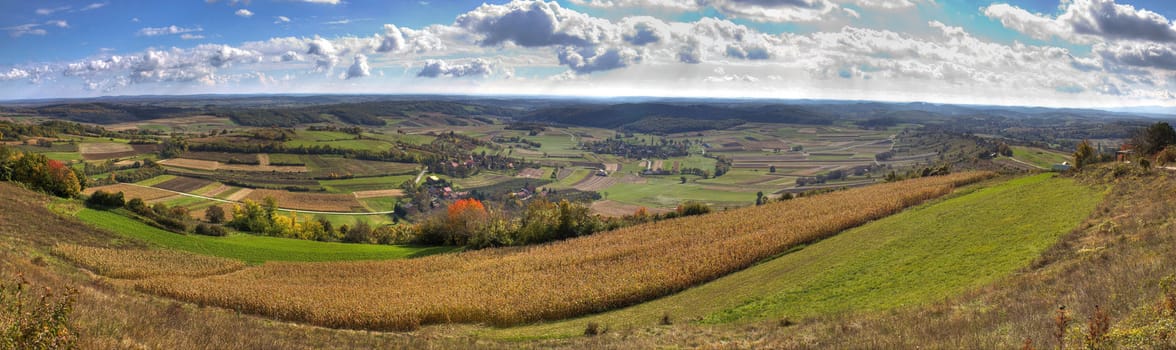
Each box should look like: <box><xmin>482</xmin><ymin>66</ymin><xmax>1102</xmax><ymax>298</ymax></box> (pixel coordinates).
<box><xmin>1012</xmin><ymin>146</ymin><xmax>1071</xmax><ymax>168</ymax></box>
<box><xmin>493</xmin><ymin>173</ymin><xmax>1102</xmax><ymax>339</ymax></box>
<box><xmin>74</xmin><ymin>208</ymin><xmax>455</xmax><ymax>264</ymax></box>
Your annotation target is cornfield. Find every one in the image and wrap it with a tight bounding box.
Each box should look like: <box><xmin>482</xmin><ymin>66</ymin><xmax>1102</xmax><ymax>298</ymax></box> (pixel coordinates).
<box><xmin>53</xmin><ymin>244</ymin><xmax>246</xmax><ymax>279</ymax></box>
<box><xmin>135</xmin><ymin>172</ymin><xmax>994</xmax><ymax>331</ymax></box>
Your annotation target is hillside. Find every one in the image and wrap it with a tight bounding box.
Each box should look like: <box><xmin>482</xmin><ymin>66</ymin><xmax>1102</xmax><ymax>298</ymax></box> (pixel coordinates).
<box><xmin>2</xmin><ymin>168</ymin><xmax>1175</xmax><ymax>349</ymax></box>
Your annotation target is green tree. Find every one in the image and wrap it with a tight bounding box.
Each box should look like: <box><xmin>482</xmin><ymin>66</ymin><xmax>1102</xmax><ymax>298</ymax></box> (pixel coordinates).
<box><xmin>205</xmin><ymin>205</ymin><xmax>226</xmax><ymax>224</ymax></box>
<box><xmin>1073</xmin><ymin>139</ymin><xmax>1097</xmax><ymax>170</ymax></box>
<box><xmin>1132</xmin><ymin>122</ymin><xmax>1176</xmax><ymax>155</ymax></box>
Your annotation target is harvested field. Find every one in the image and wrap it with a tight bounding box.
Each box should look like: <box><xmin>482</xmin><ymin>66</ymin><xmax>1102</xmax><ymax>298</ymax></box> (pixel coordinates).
<box><xmin>106</xmin><ymin>115</ymin><xmax>231</xmax><ymax>131</ymax></box>
<box><xmin>136</xmin><ymin>172</ymin><xmax>993</xmax><ymax>331</ymax></box>
<box><xmin>555</xmin><ymin>167</ymin><xmax>575</xmax><ymax>181</ymax></box>
<box><xmin>651</xmin><ymin>160</ymin><xmax>664</xmax><ymax>171</ymax></box>
<box><xmin>224</xmin><ymin>188</ymin><xmax>253</xmax><ymax>201</ymax></box>
<box><xmin>153</xmin><ymin>176</ymin><xmax>214</xmax><ymax>193</ymax></box>
<box><xmin>353</xmin><ymin>189</ymin><xmax>405</xmax><ymax>199</ymax></box>
<box><xmin>54</xmin><ymin>244</ymin><xmax>246</xmax><ymax>279</ymax></box>
<box><xmin>196</xmin><ymin>184</ymin><xmax>230</xmax><ymax>197</ymax></box>
<box><xmin>159</xmin><ymin>158</ymin><xmax>307</xmax><ymax>172</ymax></box>
<box><xmin>184</xmin><ymin>151</ymin><xmax>260</xmax><ymax>164</ymax></box>
<box><xmin>573</xmin><ymin>174</ymin><xmax>642</xmax><ymax>191</ymax></box>
<box><xmin>603</xmin><ymin>163</ymin><xmax>619</xmax><ymax>172</ymax></box>
<box><xmin>79</xmin><ymin>142</ymin><xmax>139</xmax><ymax>160</ymax></box>
<box><xmin>590</xmin><ymin>200</ymin><xmax>671</xmax><ymax>218</ymax></box>
<box><xmin>517</xmin><ymin>168</ymin><xmax>544</xmax><ymax>179</ymax></box>
<box><xmin>83</xmin><ymin>184</ymin><xmax>174</xmax><ymax>202</ymax></box>
<box><xmin>304</xmin><ymin>156</ymin><xmax>417</xmax><ymax>178</ymax></box>
<box><xmin>244</xmin><ymin>189</ymin><xmax>364</xmax><ymax>212</ymax></box>
<box><xmin>80</xmin><ymin>142</ymin><xmax>133</xmax><ymax>154</ymax></box>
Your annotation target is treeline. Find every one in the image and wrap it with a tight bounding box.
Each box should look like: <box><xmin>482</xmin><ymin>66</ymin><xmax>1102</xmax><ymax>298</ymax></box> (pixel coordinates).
<box><xmin>214</xmin><ymin>101</ymin><xmax>520</xmax><ymax>127</ymax></box>
<box><xmin>10</xmin><ymin>102</ymin><xmax>190</xmax><ymax>124</ymax></box>
<box><xmin>0</xmin><ymin>145</ymin><xmax>83</xmax><ymax>197</ymax></box>
<box><xmin>620</xmin><ymin>116</ymin><xmax>744</xmax><ymax>134</ymax></box>
<box><xmin>0</xmin><ymin>120</ymin><xmax>157</xmax><ymax>141</ymax></box>
<box><xmin>581</xmin><ymin>137</ymin><xmax>690</xmax><ymax>159</ymax></box>
<box><xmin>522</xmin><ymin>103</ymin><xmax>833</xmax><ymax>129</ymax></box>
<box><xmin>409</xmin><ymin>198</ymin><xmax>712</xmax><ymax>249</ymax></box>
<box><xmin>491</xmin><ymin>135</ymin><xmax>541</xmax><ymax>148</ymax></box>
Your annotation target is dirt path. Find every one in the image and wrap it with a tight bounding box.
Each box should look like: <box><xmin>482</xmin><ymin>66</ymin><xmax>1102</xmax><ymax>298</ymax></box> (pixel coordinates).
<box><xmin>257</xmin><ymin>153</ymin><xmax>270</xmax><ymax>166</ymax></box>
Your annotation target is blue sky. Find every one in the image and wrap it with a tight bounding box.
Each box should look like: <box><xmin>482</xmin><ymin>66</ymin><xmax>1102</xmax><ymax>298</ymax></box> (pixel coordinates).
<box><xmin>2</xmin><ymin>0</ymin><xmax>1176</xmax><ymax>107</ymax></box>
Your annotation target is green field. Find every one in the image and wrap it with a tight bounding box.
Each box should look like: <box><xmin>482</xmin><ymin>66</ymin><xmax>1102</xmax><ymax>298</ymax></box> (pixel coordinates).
<box><xmin>493</xmin><ymin>174</ymin><xmax>1102</xmax><ymax>338</ymax></box>
<box><xmin>319</xmin><ymin>174</ymin><xmax>415</xmax><ymax>193</ymax></box>
<box><xmin>72</xmin><ymin>207</ymin><xmax>453</xmax><ymax>264</ymax></box>
<box><xmin>135</xmin><ymin>174</ymin><xmax>176</xmax><ymax>186</ymax></box>
<box><xmin>286</xmin><ymin>130</ymin><xmax>395</xmax><ymax>151</ymax></box>
<box><xmin>1011</xmin><ymin>146</ymin><xmax>1071</xmax><ymax>168</ymax></box>
<box><xmin>604</xmin><ymin>177</ymin><xmax>758</xmax><ymax>208</ymax></box>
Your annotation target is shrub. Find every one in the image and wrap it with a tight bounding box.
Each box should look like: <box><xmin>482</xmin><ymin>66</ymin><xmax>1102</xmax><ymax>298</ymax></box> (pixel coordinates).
<box><xmin>676</xmin><ymin>201</ymin><xmax>711</xmax><ymax>217</ymax></box>
<box><xmin>194</xmin><ymin>223</ymin><xmax>229</xmax><ymax>237</ymax></box>
<box><xmin>85</xmin><ymin>190</ymin><xmax>125</xmax><ymax>209</ymax></box>
<box><xmin>0</xmin><ymin>274</ymin><xmax>77</xmax><ymax>349</ymax></box>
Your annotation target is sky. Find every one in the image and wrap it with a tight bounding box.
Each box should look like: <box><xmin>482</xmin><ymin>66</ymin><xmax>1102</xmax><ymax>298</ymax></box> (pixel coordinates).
<box><xmin>2</xmin><ymin>0</ymin><xmax>1176</xmax><ymax>108</ymax></box>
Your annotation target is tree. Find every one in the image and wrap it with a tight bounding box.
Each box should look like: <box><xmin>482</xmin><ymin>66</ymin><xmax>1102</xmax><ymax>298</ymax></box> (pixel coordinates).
<box><xmin>755</xmin><ymin>191</ymin><xmax>765</xmax><ymax>206</ymax></box>
<box><xmin>1073</xmin><ymin>139</ymin><xmax>1097</xmax><ymax>170</ymax></box>
<box><xmin>1132</xmin><ymin>122</ymin><xmax>1176</xmax><ymax>155</ymax></box>
<box><xmin>769</xmin><ymin>165</ymin><xmax>776</xmax><ymax>173</ymax></box>
<box><xmin>205</xmin><ymin>205</ymin><xmax>226</xmax><ymax>224</ymax></box>
<box><xmin>679</xmin><ymin>176</ymin><xmax>687</xmax><ymax>184</ymax></box>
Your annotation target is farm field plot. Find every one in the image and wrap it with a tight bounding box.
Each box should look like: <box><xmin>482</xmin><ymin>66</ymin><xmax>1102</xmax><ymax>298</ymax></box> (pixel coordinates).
<box><xmin>319</xmin><ymin>175</ymin><xmax>414</xmax><ymax>193</ymax></box>
<box><xmin>84</xmin><ymin>183</ymin><xmax>174</xmax><ymax>202</ymax></box>
<box><xmin>606</xmin><ymin>177</ymin><xmax>759</xmax><ymax>208</ymax></box>
<box><xmin>159</xmin><ymin>158</ymin><xmax>308</xmax><ymax>173</ymax></box>
<box><xmin>495</xmin><ymin>174</ymin><xmax>1100</xmax><ymax>339</ymax></box>
<box><xmin>244</xmin><ymin>189</ymin><xmax>365</xmax><ymax>212</ymax></box>
<box><xmin>135</xmin><ymin>175</ymin><xmax>176</xmax><ymax>187</ymax></box>
<box><xmin>183</xmin><ymin>151</ymin><xmax>259</xmax><ymax>164</ymax></box>
<box><xmin>304</xmin><ymin>155</ymin><xmax>418</xmax><ymax>178</ymax></box>
<box><xmin>132</xmin><ymin>173</ymin><xmax>991</xmax><ymax>331</ymax></box>
<box><xmin>286</xmin><ymin>131</ymin><xmax>394</xmax><ymax>151</ymax></box>
<box><xmin>79</xmin><ymin>142</ymin><xmax>133</xmax><ymax>158</ymax></box>
<box><xmin>152</xmin><ymin>176</ymin><xmax>214</xmax><ymax>193</ymax></box>
<box><xmin>71</xmin><ymin>208</ymin><xmax>453</xmax><ymax>264</ymax></box>
<box><xmin>589</xmin><ymin>200</ymin><xmax>670</xmax><ymax>218</ymax></box>
<box><xmin>1011</xmin><ymin>146</ymin><xmax>1070</xmax><ymax>168</ymax></box>
<box><xmin>353</xmin><ymin>189</ymin><xmax>404</xmax><ymax>199</ymax></box>
<box><xmin>451</xmin><ymin>172</ymin><xmax>515</xmax><ymax>189</ymax></box>
<box><xmin>54</xmin><ymin>244</ymin><xmax>246</xmax><ymax>279</ymax></box>
<box><xmin>105</xmin><ymin>115</ymin><xmax>234</xmax><ymax>132</ymax></box>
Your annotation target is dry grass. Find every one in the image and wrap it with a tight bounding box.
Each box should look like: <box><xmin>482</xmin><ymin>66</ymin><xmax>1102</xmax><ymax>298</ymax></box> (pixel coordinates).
<box><xmin>135</xmin><ymin>172</ymin><xmax>992</xmax><ymax>331</ymax></box>
<box><xmin>244</xmin><ymin>189</ymin><xmax>363</xmax><ymax>212</ymax></box>
<box><xmin>53</xmin><ymin>244</ymin><xmax>246</xmax><ymax>279</ymax></box>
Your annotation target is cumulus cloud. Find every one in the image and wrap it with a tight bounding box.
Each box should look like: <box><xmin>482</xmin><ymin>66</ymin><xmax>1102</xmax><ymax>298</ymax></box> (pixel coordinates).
<box><xmin>236</xmin><ymin>9</ymin><xmax>254</xmax><ymax>18</ymax></box>
<box><xmin>417</xmin><ymin>58</ymin><xmax>494</xmax><ymax>78</ymax></box>
<box><xmin>377</xmin><ymin>24</ymin><xmax>405</xmax><ymax>52</ymax></box>
<box><xmin>0</xmin><ymin>68</ymin><xmax>31</xmax><ymax>80</ymax></box>
<box><xmin>345</xmin><ymin>54</ymin><xmax>371</xmax><ymax>79</ymax></box>
<box><xmin>621</xmin><ymin>17</ymin><xmax>669</xmax><ymax>46</ymax></box>
<box><xmin>558</xmin><ymin>46</ymin><xmax>641</xmax><ymax>73</ymax></box>
<box><xmin>456</xmin><ymin>1</ymin><xmax>615</xmax><ymax>48</ymax></box>
<box><xmin>985</xmin><ymin>0</ymin><xmax>1176</xmax><ymax>43</ymax></box>
<box><xmin>137</xmin><ymin>25</ymin><xmax>203</xmax><ymax>37</ymax></box>
<box><xmin>572</xmin><ymin>0</ymin><xmax>843</xmax><ymax>22</ymax></box>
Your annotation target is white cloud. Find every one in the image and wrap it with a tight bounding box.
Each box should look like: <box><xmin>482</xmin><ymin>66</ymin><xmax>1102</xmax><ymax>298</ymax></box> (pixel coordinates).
<box><xmin>137</xmin><ymin>25</ymin><xmax>203</xmax><ymax>37</ymax></box>
<box><xmin>35</xmin><ymin>6</ymin><xmax>71</xmax><ymax>16</ymax></box>
<box><xmin>0</xmin><ymin>68</ymin><xmax>31</xmax><ymax>80</ymax></box>
<box><xmin>572</xmin><ymin>0</ymin><xmax>844</xmax><ymax>22</ymax></box>
<box><xmin>275</xmin><ymin>16</ymin><xmax>291</xmax><ymax>24</ymax></box>
<box><xmin>46</xmin><ymin>20</ymin><xmax>69</xmax><ymax>28</ymax></box>
<box><xmin>4</xmin><ymin>24</ymin><xmax>46</xmax><ymax>37</ymax></box>
<box><xmin>569</xmin><ymin>0</ymin><xmax>703</xmax><ymax>11</ymax></box>
<box><xmin>417</xmin><ymin>58</ymin><xmax>494</xmax><ymax>78</ymax></box>
<box><xmin>345</xmin><ymin>54</ymin><xmax>371</xmax><ymax>79</ymax></box>
<box><xmin>984</xmin><ymin>0</ymin><xmax>1176</xmax><ymax>43</ymax></box>
<box><xmin>236</xmin><ymin>9</ymin><xmax>254</xmax><ymax>18</ymax></box>
<box><xmin>302</xmin><ymin>0</ymin><xmax>340</xmax><ymax>4</ymax></box>
<box><xmin>181</xmin><ymin>34</ymin><xmax>205</xmax><ymax>40</ymax></box>
<box><xmin>80</xmin><ymin>2</ymin><xmax>108</xmax><ymax>11</ymax></box>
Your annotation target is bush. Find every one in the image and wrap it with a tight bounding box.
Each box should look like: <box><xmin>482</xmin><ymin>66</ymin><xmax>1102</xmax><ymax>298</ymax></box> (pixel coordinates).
<box><xmin>204</xmin><ymin>206</ymin><xmax>226</xmax><ymax>224</ymax></box>
<box><xmin>676</xmin><ymin>201</ymin><xmax>711</xmax><ymax>217</ymax></box>
<box><xmin>0</xmin><ymin>274</ymin><xmax>77</xmax><ymax>349</ymax></box>
<box><xmin>126</xmin><ymin>198</ymin><xmax>150</xmax><ymax>216</ymax></box>
<box><xmin>85</xmin><ymin>190</ymin><xmax>125</xmax><ymax>209</ymax></box>
<box><xmin>194</xmin><ymin>223</ymin><xmax>229</xmax><ymax>237</ymax></box>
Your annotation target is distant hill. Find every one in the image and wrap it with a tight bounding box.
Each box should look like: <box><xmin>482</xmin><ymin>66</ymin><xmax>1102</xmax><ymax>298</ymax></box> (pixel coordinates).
<box><xmin>520</xmin><ymin>103</ymin><xmax>832</xmax><ymax>133</ymax></box>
